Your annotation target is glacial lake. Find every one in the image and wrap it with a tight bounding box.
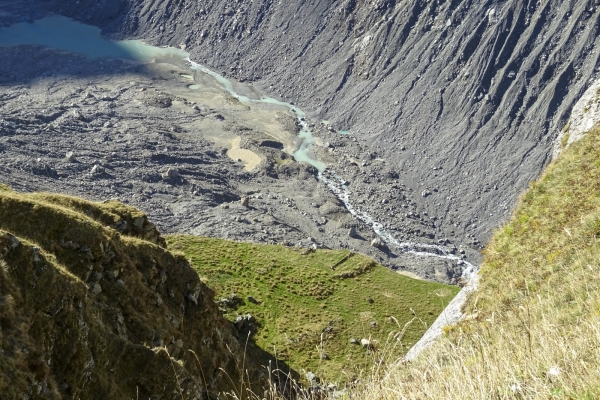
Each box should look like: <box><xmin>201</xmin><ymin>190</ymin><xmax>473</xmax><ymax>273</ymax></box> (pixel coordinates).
<box><xmin>0</xmin><ymin>15</ymin><xmax>325</xmax><ymax>170</ymax></box>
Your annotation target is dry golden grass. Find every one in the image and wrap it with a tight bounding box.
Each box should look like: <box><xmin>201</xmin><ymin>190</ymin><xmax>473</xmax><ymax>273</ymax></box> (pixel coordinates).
<box><xmin>347</xmin><ymin>126</ymin><xmax>600</xmax><ymax>399</ymax></box>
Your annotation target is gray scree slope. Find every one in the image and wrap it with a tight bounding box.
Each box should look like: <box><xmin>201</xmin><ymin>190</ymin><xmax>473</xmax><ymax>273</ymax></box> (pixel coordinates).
<box><xmin>26</xmin><ymin>0</ymin><xmax>600</xmax><ymax>252</ymax></box>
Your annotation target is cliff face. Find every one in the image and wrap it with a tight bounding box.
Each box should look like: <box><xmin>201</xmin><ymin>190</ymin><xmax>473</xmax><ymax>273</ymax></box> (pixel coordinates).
<box><xmin>0</xmin><ymin>187</ymin><xmax>270</xmax><ymax>399</ymax></box>
<box><xmin>35</xmin><ymin>0</ymin><xmax>600</xmax><ymax>244</ymax></box>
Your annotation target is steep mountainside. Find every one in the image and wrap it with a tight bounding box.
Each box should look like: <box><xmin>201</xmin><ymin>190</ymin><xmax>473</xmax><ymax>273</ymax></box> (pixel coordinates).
<box><xmin>0</xmin><ymin>186</ymin><xmax>278</xmax><ymax>399</ymax></box>
<box><xmin>35</xmin><ymin>0</ymin><xmax>600</xmax><ymax>248</ymax></box>
<box><xmin>355</xmin><ymin>119</ymin><xmax>600</xmax><ymax>399</ymax></box>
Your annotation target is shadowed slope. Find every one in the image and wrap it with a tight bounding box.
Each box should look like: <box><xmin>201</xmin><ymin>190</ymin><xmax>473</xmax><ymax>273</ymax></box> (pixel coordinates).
<box><xmin>0</xmin><ymin>188</ymin><xmax>277</xmax><ymax>399</ymax></box>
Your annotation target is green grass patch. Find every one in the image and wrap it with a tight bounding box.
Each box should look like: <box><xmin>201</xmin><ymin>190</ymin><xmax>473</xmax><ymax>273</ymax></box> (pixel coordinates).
<box><xmin>166</xmin><ymin>235</ymin><xmax>459</xmax><ymax>383</ymax></box>
<box><xmin>476</xmin><ymin>125</ymin><xmax>600</xmax><ymax>312</ymax></box>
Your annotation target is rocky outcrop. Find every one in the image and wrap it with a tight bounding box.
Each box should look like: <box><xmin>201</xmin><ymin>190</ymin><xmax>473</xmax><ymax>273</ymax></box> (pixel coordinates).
<box><xmin>0</xmin><ymin>188</ymin><xmax>275</xmax><ymax>399</ymax></box>
<box><xmin>553</xmin><ymin>76</ymin><xmax>600</xmax><ymax>158</ymax></box>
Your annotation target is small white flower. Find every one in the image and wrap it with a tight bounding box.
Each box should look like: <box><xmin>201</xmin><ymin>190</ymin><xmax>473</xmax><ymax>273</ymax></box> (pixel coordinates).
<box><xmin>548</xmin><ymin>366</ymin><xmax>561</xmax><ymax>377</ymax></box>
<box><xmin>510</xmin><ymin>383</ymin><xmax>521</xmax><ymax>393</ymax></box>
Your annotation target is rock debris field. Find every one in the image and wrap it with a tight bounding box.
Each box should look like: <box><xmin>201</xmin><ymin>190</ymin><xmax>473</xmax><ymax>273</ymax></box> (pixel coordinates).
<box><xmin>0</xmin><ymin>44</ymin><xmax>472</xmax><ymax>283</ymax></box>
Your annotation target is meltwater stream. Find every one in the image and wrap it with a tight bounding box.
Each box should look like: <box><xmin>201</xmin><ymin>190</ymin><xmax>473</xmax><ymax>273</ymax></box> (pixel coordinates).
<box><xmin>0</xmin><ymin>15</ymin><xmax>477</xmax><ymax>279</ymax></box>
<box><xmin>188</xmin><ymin>59</ymin><xmax>477</xmax><ymax>279</ymax></box>
<box><xmin>186</xmin><ymin>59</ymin><xmax>326</xmax><ymax>171</ymax></box>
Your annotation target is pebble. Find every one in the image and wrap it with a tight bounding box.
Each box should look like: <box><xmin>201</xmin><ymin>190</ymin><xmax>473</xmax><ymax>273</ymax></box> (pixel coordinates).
<box><xmin>65</xmin><ymin>151</ymin><xmax>76</xmax><ymax>162</ymax></box>
<box><xmin>91</xmin><ymin>165</ymin><xmax>104</xmax><ymax>175</ymax></box>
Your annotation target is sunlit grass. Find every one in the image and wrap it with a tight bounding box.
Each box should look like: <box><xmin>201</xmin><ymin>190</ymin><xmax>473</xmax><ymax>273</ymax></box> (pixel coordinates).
<box><xmin>349</xmin><ymin>125</ymin><xmax>600</xmax><ymax>399</ymax></box>
<box><xmin>166</xmin><ymin>235</ymin><xmax>458</xmax><ymax>384</ymax></box>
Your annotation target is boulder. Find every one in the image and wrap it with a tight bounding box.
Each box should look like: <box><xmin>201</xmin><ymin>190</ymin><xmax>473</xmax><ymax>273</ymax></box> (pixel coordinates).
<box><xmin>91</xmin><ymin>165</ymin><xmax>104</xmax><ymax>175</ymax></box>
<box><xmin>72</xmin><ymin>110</ymin><xmax>85</xmax><ymax>120</ymax></box>
<box><xmin>371</xmin><ymin>237</ymin><xmax>385</xmax><ymax>248</ymax></box>
<box><xmin>133</xmin><ymin>216</ymin><xmax>145</xmax><ymax>230</ymax></box>
<box><xmin>90</xmin><ymin>283</ymin><xmax>102</xmax><ymax>294</ymax></box>
<box><xmin>234</xmin><ymin>314</ymin><xmax>256</xmax><ymax>335</ymax></box>
<box><xmin>163</xmin><ymin>168</ymin><xmax>180</xmax><ymax>179</ymax></box>
<box><xmin>218</xmin><ymin>293</ymin><xmax>243</xmax><ymax>308</ymax></box>
<box><xmin>4</xmin><ymin>233</ymin><xmax>20</xmax><ymax>250</ymax></box>
<box><xmin>65</xmin><ymin>151</ymin><xmax>77</xmax><ymax>163</ymax></box>
<box><xmin>306</xmin><ymin>372</ymin><xmax>320</xmax><ymax>385</ymax></box>
<box><xmin>186</xmin><ymin>293</ymin><xmax>198</xmax><ymax>305</ymax></box>
<box><xmin>105</xmin><ymin>270</ymin><xmax>119</xmax><ymax>279</ymax></box>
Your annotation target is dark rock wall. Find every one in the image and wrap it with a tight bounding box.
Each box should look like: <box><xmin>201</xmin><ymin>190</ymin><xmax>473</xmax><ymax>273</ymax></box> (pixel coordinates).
<box><xmin>39</xmin><ymin>0</ymin><xmax>600</xmax><ymax>242</ymax></box>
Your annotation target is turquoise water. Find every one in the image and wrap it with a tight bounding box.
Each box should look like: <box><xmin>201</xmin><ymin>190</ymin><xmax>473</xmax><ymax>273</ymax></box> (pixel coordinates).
<box><xmin>0</xmin><ymin>15</ymin><xmax>325</xmax><ymax>171</ymax></box>
<box><xmin>320</xmin><ymin>121</ymin><xmax>349</xmax><ymax>135</ymax></box>
<box><xmin>0</xmin><ymin>15</ymin><xmax>189</xmax><ymax>62</ymax></box>
<box><xmin>187</xmin><ymin>59</ymin><xmax>326</xmax><ymax>171</ymax></box>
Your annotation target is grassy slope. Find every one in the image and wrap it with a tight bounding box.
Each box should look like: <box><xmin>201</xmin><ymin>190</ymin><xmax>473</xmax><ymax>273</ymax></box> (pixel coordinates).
<box><xmin>357</xmin><ymin>127</ymin><xmax>600</xmax><ymax>399</ymax></box>
<box><xmin>166</xmin><ymin>235</ymin><xmax>459</xmax><ymax>383</ymax></box>
<box><xmin>0</xmin><ymin>187</ymin><xmax>271</xmax><ymax>399</ymax></box>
